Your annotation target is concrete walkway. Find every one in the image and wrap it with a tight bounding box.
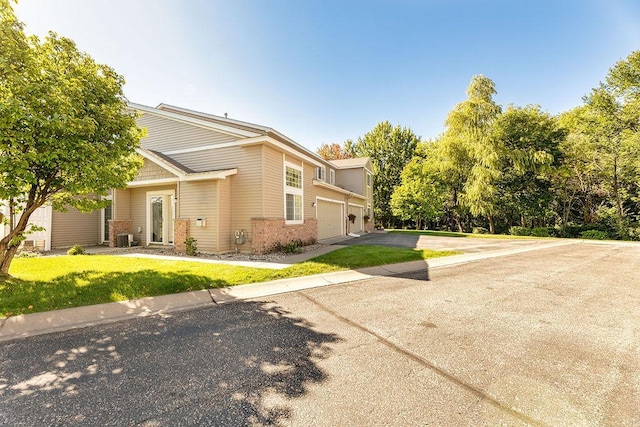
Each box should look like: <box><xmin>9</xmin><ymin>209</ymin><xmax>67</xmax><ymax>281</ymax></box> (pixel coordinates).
<box><xmin>0</xmin><ymin>238</ymin><xmax>577</xmax><ymax>342</ymax></box>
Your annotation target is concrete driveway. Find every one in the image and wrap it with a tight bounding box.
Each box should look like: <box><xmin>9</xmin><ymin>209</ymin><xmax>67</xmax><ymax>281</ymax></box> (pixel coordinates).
<box><xmin>1</xmin><ymin>240</ymin><xmax>639</xmax><ymax>425</ymax></box>
<box><xmin>335</xmin><ymin>230</ymin><xmax>556</xmax><ymax>253</ymax></box>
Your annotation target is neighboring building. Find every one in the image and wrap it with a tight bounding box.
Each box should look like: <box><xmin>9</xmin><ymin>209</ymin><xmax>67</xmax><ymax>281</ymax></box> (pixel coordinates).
<box><xmin>6</xmin><ymin>103</ymin><xmax>374</xmax><ymax>253</ymax></box>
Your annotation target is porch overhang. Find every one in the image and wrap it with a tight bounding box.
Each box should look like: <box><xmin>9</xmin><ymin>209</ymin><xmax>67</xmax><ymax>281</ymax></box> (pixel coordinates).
<box><xmin>127</xmin><ymin>169</ymin><xmax>238</xmax><ymax>188</ymax></box>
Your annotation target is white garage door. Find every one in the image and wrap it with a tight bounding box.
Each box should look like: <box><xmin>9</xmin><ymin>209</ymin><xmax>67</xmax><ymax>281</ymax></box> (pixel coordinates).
<box><xmin>317</xmin><ymin>200</ymin><xmax>343</xmax><ymax>240</ymax></box>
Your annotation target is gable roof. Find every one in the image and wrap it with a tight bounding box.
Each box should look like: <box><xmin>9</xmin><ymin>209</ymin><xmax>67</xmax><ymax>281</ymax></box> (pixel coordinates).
<box><xmin>330</xmin><ymin>157</ymin><xmax>371</xmax><ymax>169</ymax></box>
<box><xmin>132</xmin><ymin>148</ymin><xmax>237</xmax><ymax>186</ymax></box>
<box><xmin>151</xmin><ymin>103</ymin><xmax>332</xmax><ymax>164</ymax></box>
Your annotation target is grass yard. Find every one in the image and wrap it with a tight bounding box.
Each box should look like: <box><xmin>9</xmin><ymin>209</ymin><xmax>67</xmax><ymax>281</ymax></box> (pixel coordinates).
<box><xmin>389</xmin><ymin>229</ymin><xmax>549</xmax><ymax>239</ymax></box>
<box><xmin>0</xmin><ymin>245</ymin><xmax>459</xmax><ymax>316</ymax></box>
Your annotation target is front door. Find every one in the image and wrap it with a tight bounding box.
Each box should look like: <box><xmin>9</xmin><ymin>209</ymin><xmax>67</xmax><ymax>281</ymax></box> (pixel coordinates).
<box><xmin>147</xmin><ymin>192</ymin><xmax>174</xmax><ymax>245</ymax></box>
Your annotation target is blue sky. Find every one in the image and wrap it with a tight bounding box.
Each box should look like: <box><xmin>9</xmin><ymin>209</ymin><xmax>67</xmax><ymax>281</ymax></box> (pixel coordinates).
<box><xmin>14</xmin><ymin>0</ymin><xmax>640</xmax><ymax>151</ymax></box>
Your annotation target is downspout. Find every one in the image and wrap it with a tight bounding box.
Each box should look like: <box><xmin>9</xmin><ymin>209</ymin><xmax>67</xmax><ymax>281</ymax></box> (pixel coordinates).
<box><xmin>345</xmin><ymin>193</ymin><xmax>351</xmax><ymax>236</ymax></box>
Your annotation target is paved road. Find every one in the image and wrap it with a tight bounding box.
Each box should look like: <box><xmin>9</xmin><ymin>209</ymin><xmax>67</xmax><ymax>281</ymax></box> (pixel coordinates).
<box><xmin>1</xmin><ymin>241</ymin><xmax>639</xmax><ymax>426</ymax></box>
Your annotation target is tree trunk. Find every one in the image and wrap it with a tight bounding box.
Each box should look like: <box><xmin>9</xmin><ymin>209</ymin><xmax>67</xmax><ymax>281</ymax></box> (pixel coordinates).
<box><xmin>0</xmin><ymin>240</ymin><xmax>20</xmax><ymax>276</ymax></box>
<box><xmin>0</xmin><ymin>196</ymin><xmax>45</xmax><ymax>275</ymax></box>
<box><xmin>612</xmin><ymin>159</ymin><xmax>627</xmax><ymax>239</ymax></box>
<box><xmin>454</xmin><ymin>213</ymin><xmax>463</xmax><ymax>233</ymax></box>
<box><xmin>488</xmin><ymin>214</ymin><xmax>495</xmax><ymax>234</ymax></box>
<box><xmin>520</xmin><ymin>214</ymin><xmax>526</xmax><ymax>228</ymax></box>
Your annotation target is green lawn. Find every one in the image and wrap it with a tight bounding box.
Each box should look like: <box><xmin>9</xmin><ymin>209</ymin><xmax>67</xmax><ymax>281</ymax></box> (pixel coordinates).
<box><xmin>389</xmin><ymin>229</ymin><xmax>550</xmax><ymax>239</ymax></box>
<box><xmin>0</xmin><ymin>245</ymin><xmax>459</xmax><ymax>317</ymax></box>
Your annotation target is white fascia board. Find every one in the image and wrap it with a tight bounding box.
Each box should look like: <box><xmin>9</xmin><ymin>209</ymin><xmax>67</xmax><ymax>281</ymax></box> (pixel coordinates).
<box><xmin>266</xmin><ymin>129</ymin><xmax>329</xmax><ymax>165</ymax></box>
<box><xmin>240</xmin><ymin>136</ymin><xmax>324</xmax><ymax>168</ymax></box>
<box><xmin>127</xmin><ymin>169</ymin><xmax>237</xmax><ymax>187</ymax></box>
<box><xmin>180</xmin><ymin>168</ymin><xmax>238</xmax><ymax>182</ymax></box>
<box><xmin>312</xmin><ymin>179</ymin><xmax>366</xmax><ymax>198</ymax></box>
<box><xmin>135</xmin><ymin>148</ymin><xmax>186</xmax><ymax>177</ymax></box>
<box><xmin>127</xmin><ymin>177</ymin><xmax>179</xmax><ymax>188</ymax></box>
<box><xmin>129</xmin><ymin>103</ymin><xmax>260</xmax><ymax>139</ymax></box>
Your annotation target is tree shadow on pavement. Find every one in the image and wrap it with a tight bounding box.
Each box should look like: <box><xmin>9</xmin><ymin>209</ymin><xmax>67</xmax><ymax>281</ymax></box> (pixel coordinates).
<box><xmin>0</xmin><ymin>300</ymin><xmax>341</xmax><ymax>426</ymax></box>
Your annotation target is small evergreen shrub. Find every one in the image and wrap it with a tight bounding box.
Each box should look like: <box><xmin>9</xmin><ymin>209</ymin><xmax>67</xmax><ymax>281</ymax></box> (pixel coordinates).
<box><xmin>509</xmin><ymin>226</ymin><xmax>531</xmax><ymax>236</ymax></box>
<box><xmin>530</xmin><ymin>227</ymin><xmax>550</xmax><ymax>237</ymax></box>
<box><xmin>67</xmin><ymin>245</ymin><xmax>85</xmax><ymax>255</ymax></box>
<box><xmin>472</xmin><ymin>227</ymin><xmax>488</xmax><ymax>234</ymax></box>
<box><xmin>580</xmin><ymin>230</ymin><xmax>608</xmax><ymax>240</ymax></box>
<box><xmin>283</xmin><ymin>240</ymin><xmax>302</xmax><ymax>254</ymax></box>
<box><xmin>185</xmin><ymin>237</ymin><xmax>198</xmax><ymax>256</ymax></box>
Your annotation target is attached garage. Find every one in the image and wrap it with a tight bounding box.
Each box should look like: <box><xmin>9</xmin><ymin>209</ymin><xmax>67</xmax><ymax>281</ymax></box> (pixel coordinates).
<box><xmin>316</xmin><ymin>199</ymin><xmax>344</xmax><ymax>240</ymax></box>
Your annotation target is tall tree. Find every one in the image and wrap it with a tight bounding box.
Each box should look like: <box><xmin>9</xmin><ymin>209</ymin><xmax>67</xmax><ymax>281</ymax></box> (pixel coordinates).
<box><xmin>391</xmin><ymin>142</ymin><xmax>446</xmax><ymax>228</ymax></box>
<box><xmin>492</xmin><ymin>105</ymin><xmax>565</xmax><ymax>228</ymax></box>
<box><xmin>570</xmin><ymin>51</ymin><xmax>640</xmax><ymax>238</ymax></box>
<box><xmin>437</xmin><ymin>75</ymin><xmax>502</xmax><ymax>232</ymax></box>
<box><xmin>0</xmin><ymin>0</ymin><xmax>143</xmax><ymax>274</ymax></box>
<box><xmin>353</xmin><ymin>121</ymin><xmax>419</xmax><ymax>227</ymax></box>
<box><xmin>316</xmin><ymin>142</ymin><xmax>353</xmax><ymax>160</ymax></box>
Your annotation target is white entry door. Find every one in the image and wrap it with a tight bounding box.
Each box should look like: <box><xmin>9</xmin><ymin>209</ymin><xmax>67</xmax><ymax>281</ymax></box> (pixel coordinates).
<box><xmin>147</xmin><ymin>192</ymin><xmax>175</xmax><ymax>245</ymax></box>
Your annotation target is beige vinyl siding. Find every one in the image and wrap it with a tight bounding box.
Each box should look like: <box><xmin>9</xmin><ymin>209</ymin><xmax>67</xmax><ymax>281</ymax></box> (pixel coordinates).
<box><xmin>129</xmin><ymin>185</ymin><xmax>177</xmax><ymax>247</ymax></box>
<box><xmin>348</xmin><ymin>204</ymin><xmax>364</xmax><ymax>234</ymax></box>
<box><xmin>217</xmin><ymin>178</ymin><xmax>232</xmax><ymax>252</ymax></box>
<box><xmin>138</xmin><ymin>113</ymin><xmax>240</xmax><ymax>153</ymax></box>
<box><xmin>335</xmin><ymin>168</ymin><xmax>364</xmax><ymax>195</ymax></box>
<box><xmin>228</xmin><ymin>145</ymin><xmax>263</xmax><ymax>237</ymax></box>
<box><xmin>262</xmin><ymin>145</ymin><xmax>285</xmax><ymax>218</ymax></box>
<box><xmin>113</xmin><ymin>188</ymin><xmax>131</xmax><ymax>220</ymax></box>
<box><xmin>179</xmin><ymin>181</ymin><xmax>218</xmax><ymax>252</ymax></box>
<box><xmin>133</xmin><ymin>159</ymin><xmax>177</xmax><ymax>182</ymax></box>
<box><xmin>303</xmin><ymin>162</ymin><xmax>318</xmax><ymax>220</ymax></box>
<box><xmin>51</xmin><ymin>208</ymin><xmax>100</xmax><ymax>248</ymax></box>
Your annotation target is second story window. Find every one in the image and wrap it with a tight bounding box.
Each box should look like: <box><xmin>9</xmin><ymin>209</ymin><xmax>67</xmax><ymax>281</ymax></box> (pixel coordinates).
<box><xmin>329</xmin><ymin>169</ymin><xmax>335</xmax><ymax>185</ymax></box>
<box><xmin>316</xmin><ymin>166</ymin><xmax>325</xmax><ymax>181</ymax></box>
<box><xmin>285</xmin><ymin>163</ymin><xmax>303</xmax><ymax>223</ymax></box>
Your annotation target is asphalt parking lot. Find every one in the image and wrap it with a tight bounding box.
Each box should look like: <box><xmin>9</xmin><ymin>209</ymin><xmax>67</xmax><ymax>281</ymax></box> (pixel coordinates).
<box><xmin>1</xmin><ymin>239</ymin><xmax>639</xmax><ymax>425</ymax></box>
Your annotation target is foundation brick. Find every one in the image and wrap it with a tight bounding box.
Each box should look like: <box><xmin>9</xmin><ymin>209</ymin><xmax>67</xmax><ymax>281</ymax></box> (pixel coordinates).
<box><xmin>251</xmin><ymin>218</ymin><xmax>318</xmax><ymax>254</ymax></box>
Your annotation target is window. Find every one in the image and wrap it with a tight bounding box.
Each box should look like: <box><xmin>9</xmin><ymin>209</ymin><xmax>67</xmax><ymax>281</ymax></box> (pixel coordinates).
<box><xmin>366</xmin><ymin>172</ymin><xmax>372</xmax><ymax>187</ymax></box>
<box><xmin>329</xmin><ymin>169</ymin><xmax>335</xmax><ymax>185</ymax></box>
<box><xmin>316</xmin><ymin>166</ymin><xmax>325</xmax><ymax>181</ymax></box>
<box><xmin>285</xmin><ymin>164</ymin><xmax>303</xmax><ymax>223</ymax></box>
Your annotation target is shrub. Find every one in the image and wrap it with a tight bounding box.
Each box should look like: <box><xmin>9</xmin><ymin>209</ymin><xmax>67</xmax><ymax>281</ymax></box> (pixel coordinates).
<box><xmin>472</xmin><ymin>227</ymin><xmax>488</xmax><ymax>234</ymax></box>
<box><xmin>580</xmin><ymin>230</ymin><xmax>608</xmax><ymax>240</ymax></box>
<box><xmin>67</xmin><ymin>245</ymin><xmax>85</xmax><ymax>255</ymax></box>
<box><xmin>509</xmin><ymin>226</ymin><xmax>531</xmax><ymax>236</ymax></box>
<box><xmin>530</xmin><ymin>227</ymin><xmax>550</xmax><ymax>237</ymax></box>
<box><xmin>185</xmin><ymin>237</ymin><xmax>198</xmax><ymax>256</ymax></box>
<box><xmin>16</xmin><ymin>251</ymin><xmax>42</xmax><ymax>258</ymax></box>
<box><xmin>283</xmin><ymin>240</ymin><xmax>302</xmax><ymax>254</ymax></box>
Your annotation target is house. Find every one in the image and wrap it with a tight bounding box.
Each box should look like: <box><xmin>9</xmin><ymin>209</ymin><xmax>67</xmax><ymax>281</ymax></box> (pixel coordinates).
<box><xmin>5</xmin><ymin>103</ymin><xmax>374</xmax><ymax>253</ymax></box>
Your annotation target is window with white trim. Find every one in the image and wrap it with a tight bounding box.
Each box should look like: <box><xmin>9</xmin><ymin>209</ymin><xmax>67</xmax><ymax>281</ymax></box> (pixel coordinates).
<box><xmin>329</xmin><ymin>169</ymin><xmax>335</xmax><ymax>185</ymax></box>
<box><xmin>316</xmin><ymin>166</ymin><xmax>325</xmax><ymax>181</ymax></box>
<box><xmin>285</xmin><ymin>164</ymin><xmax>303</xmax><ymax>222</ymax></box>
<box><xmin>366</xmin><ymin>172</ymin><xmax>372</xmax><ymax>187</ymax></box>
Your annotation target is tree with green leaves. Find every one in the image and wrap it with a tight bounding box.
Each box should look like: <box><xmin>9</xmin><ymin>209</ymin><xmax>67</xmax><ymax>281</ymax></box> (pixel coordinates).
<box><xmin>0</xmin><ymin>0</ymin><xmax>143</xmax><ymax>275</ymax></box>
<box><xmin>435</xmin><ymin>75</ymin><xmax>502</xmax><ymax>232</ymax></box>
<box><xmin>492</xmin><ymin>105</ymin><xmax>565</xmax><ymax>229</ymax></box>
<box><xmin>391</xmin><ymin>142</ymin><xmax>446</xmax><ymax>228</ymax></box>
<box><xmin>565</xmin><ymin>51</ymin><xmax>640</xmax><ymax>238</ymax></box>
<box><xmin>353</xmin><ymin>121</ymin><xmax>419</xmax><ymax>227</ymax></box>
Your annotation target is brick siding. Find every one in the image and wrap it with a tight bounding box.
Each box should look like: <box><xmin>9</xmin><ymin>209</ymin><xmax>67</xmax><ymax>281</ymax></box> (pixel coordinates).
<box><xmin>108</xmin><ymin>220</ymin><xmax>132</xmax><ymax>248</ymax></box>
<box><xmin>251</xmin><ymin>218</ymin><xmax>318</xmax><ymax>254</ymax></box>
<box><xmin>173</xmin><ymin>219</ymin><xmax>189</xmax><ymax>252</ymax></box>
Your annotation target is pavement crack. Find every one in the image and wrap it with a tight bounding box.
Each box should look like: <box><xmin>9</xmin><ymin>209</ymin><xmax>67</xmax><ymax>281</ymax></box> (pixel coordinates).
<box><xmin>299</xmin><ymin>291</ymin><xmax>551</xmax><ymax>427</ymax></box>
